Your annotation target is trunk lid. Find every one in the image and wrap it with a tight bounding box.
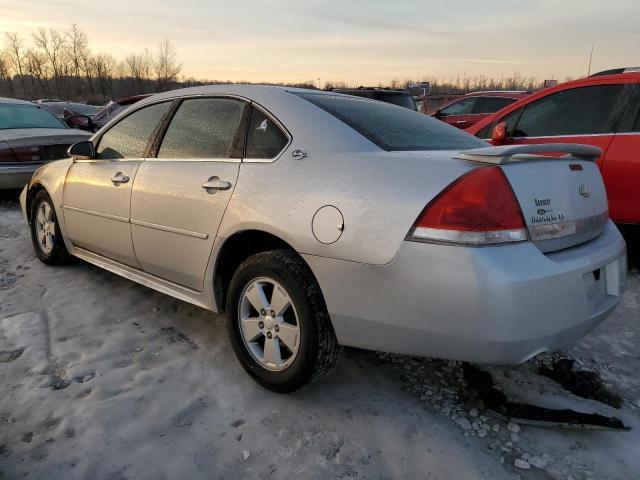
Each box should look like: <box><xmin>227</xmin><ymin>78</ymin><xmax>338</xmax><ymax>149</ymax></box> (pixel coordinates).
<box><xmin>456</xmin><ymin>144</ymin><xmax>609</xmax><ymax>253</ymax></box>
<box><xmin>0</xmin><ymin>128</ymin><xmax>91</xmax><ymax>164</ymax></box>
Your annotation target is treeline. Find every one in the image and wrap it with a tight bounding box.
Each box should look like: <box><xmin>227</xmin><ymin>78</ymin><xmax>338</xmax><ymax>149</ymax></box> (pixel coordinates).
<box><xmin>0</xmin><ymin>24</ymin><xmax>185</xmax><ymax>103</ymax></box>
<box><xmin>0</xmin><ymin>24</ymin><xmax>566</xmax><ymax>104</ymax></box>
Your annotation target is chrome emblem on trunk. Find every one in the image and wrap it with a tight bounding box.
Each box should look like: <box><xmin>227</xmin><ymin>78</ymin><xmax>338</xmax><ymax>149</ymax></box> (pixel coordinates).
<box><xmin>578</xmin><ymin>184</ymin><xmax>591</xmax><ymax>198</ymax></box>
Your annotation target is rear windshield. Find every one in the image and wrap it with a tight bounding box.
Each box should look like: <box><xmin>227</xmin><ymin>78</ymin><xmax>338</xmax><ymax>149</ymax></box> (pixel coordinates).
<box><xmin>294</xmin><ymin>92</ymin><xmax>484</xmax><ymax>151</ymax></box>
<box><xmin>0</xmin><ymin>104</ymin><xmax>66</xmax><ymax>130</ymax></box>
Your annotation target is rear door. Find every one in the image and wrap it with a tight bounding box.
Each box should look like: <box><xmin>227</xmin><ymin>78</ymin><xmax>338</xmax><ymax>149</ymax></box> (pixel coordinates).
<box><xmin>129</xmin><ymin>97</ymin><xmax>247</xmax><ymax>290</ymax></box>
<box><xmin>63</xmin><ymin>101</ymin><xmax>172</xmax><ymax>267</ymax></box>
<box><xmin>435</xmin><ymin>97</ymin><xmax>477</xmax><ymax>129</ymax></box>
<box><xmin>496</xmin><ymin>81</ymin><xmax>635</xmax><ymax>165</ymax></box>
<box><xmin>601</xmin><ymin>81</ymin><xmax>640</xmax><ymax>223</ymax></box>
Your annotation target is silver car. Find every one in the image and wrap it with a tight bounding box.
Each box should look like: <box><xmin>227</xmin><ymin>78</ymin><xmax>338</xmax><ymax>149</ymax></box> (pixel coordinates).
<box><xmin>19</xmin><ymin>85</ymin><xmax>626</xmax><ymax>392</ymax></box>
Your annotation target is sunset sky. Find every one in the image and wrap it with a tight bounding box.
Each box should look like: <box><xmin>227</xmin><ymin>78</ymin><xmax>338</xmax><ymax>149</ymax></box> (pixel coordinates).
<box><xmin>1</xmin><ymin>0</ymin><xmax>638</xmax><ymax>85</ymax></box>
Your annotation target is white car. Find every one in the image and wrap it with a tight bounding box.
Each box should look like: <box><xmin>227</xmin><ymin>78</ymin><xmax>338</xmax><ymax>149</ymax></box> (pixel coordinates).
<box><xmin>20</xmin><ymin>85</ymin><xmax>626</xmax><ymax>392</ymax></box>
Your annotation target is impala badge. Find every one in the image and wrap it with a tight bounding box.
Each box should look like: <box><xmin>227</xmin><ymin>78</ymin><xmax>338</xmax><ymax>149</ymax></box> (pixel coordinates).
<box><xmin>578</xmin><ymin>184</ymin><xmax>591</xmax><ymax>198</ymax></box>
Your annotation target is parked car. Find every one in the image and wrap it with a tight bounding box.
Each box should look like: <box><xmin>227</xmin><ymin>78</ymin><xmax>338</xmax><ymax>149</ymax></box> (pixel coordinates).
<box><xmin>91</xmin><ymin>94</ymin><xmax>152</xmax><ymax>131</ymax></box>
<box><xmin>0</xmin><ymin>97</ymin><xmax>91</xmax><ymax>189</ymax></box>
<box><xmin>20</xmin><ymin>85</ymin><xmax>626</xmax><ymax>392</ymax></box>
<box><xmin>467</xmin><ymin>70</ymin><xmax>640</xmax><ymax>227</ymax></box>
<box><xmin>36</xmin><ymin>101</ymin><xmax>99</xmax><ymax>131</ymax></box>
<box><xmin>431</xmin><ymin>91</ymin><xmax>531</xmax><ymax>129</ymax></box>
<box><xmin>332</xmin><ymin>87</ymin><xmax>417</xmax><ymax>110</ymax></box>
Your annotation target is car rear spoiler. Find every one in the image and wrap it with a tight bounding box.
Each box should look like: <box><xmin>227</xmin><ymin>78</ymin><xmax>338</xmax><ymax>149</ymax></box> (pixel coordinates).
<box><xmin>455</xmin><ymin>143</ymin><xmax>602</xmax><ymax>164</ymax></box>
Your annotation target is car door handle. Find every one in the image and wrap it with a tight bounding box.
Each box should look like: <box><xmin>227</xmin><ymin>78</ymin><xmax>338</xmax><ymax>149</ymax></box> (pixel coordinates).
<box><xmin>201</xmin><ymin>176</ymin><xmax>232</xmax><ymax>192</ymax></box>
<box><xmin>111</xmin><ymin>172</ymin><xmax>130</xmax><ymax>185</ymax></box>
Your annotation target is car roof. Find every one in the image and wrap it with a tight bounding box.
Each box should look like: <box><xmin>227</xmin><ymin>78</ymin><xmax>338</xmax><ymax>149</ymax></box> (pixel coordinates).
<box><xmin>0</xmin><ymin>97</ymin><xmax>37</xmax><ymax>106</ymax></box>
<box><xmin>466</xmin><ymin>71</ymin><xmax>640</xmax><ymax>134</ymax></box>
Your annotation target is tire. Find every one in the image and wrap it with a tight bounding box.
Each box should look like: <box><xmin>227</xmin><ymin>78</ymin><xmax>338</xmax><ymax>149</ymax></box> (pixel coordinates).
<box><xmin>29</xmin><ymin>190</ymin><xmax>70</xmax><ymax>265</ymax></box>
<box><xmin>226</xmin><ymin>249</ymin><xmax>341</xmax><ymax>393</ymax></box>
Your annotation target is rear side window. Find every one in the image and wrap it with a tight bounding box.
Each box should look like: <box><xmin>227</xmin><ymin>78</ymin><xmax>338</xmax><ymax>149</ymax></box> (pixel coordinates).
<box><xmin>158</xmin><ymin>98</ymin><xmax>246</xmax><ymax>159</ymax></box>
<box><xmin>245</xmin><ymin>107</ymin><xmax>289</xmax><ymax>159</ymax></box>
<box><xmin>440</xmin><ymin>98</ymin><xmax>476</xmax><ymax>116</ymax></box>
<box><xmin>97</xmin><ymin>102</ymin><xmax>170</xmax><ymax>159</ymax></box>
<box><xmin>514</xmin><ymin>85</ymin><xmax>626</xmax><ymax>137</ymax></box>
<box><xmin>473</xmin><ymin>97</ymin><xmax>515</xmax><ymax>114</ymax></box>
<box><xmin>295</xmin><ymin>92</ymin><xmax>485</xmax><ymax>151</ymax></box>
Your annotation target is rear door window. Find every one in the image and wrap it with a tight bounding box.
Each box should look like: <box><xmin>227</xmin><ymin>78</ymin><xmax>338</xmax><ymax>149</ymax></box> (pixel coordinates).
<box><xmin>439</xmin><ymin>98</ymin><xmax>476</xmax><ymax>116</ymax></box>
<box><xmin>97</xmin><ymin>102</ymin><xmax>171</xmax><ymax>159</ymax></box>
<box><xmin>513</xmin><ymin>85</ymin><xmax>626</xmax><ymax>137</ymax></box>
<box><xmin>158</xmin><ymin>97</ymin><xmax>246</xmax><ymax>159</ymax></box>
<box><xmin>473</xmin><ymin>97</ymin><xmax>515</xmax><ymax>114</ymax></box>
<box><xmin>244</xmin><ymin>107</ymin><xmax>289</xmax><ymax>159</ymax></box>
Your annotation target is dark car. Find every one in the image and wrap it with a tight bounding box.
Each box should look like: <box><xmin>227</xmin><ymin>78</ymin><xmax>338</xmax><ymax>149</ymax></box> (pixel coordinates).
<box><xmin>0</xmin><ymin>97</ymin><xmax>91</xmax><ymax>189</ymax></box>
<box><xmin>36</xmin><ymin>101</ymin><xmax>99</xmax><ymax>131</ymax></box>
<box><xmin>430</xmin><ymin>91</ymin><xmax>531</xmax><ymax>129</ymax></box>
<box><xmin>332</xmin><ymin>88</ymin><xmax>417</xmax><ymax>110</ymax></box>
<box><xmin>91</xmin><ymin>94</ymin><xmax>153</xmax><ymax>131</ymax></box>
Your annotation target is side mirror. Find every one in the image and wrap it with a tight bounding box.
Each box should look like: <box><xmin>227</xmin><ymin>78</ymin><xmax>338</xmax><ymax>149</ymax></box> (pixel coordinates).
<box><xmin>491</xmin><ymin>121</ymin><xmax>507</xmax><ymax>145</ymax></box>
<box><xmin>432</xmin><ymin>109</ymin><xmax>442</xmax><ymax>118</ymax></box>
<box><xmin>68</xmin><ymin>140</ymin><xmax>96</xmax><ymax>160</ymax></box>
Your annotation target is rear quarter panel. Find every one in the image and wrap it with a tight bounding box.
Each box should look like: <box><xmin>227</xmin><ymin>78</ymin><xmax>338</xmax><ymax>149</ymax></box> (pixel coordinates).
<box><xmin>218</xmin><ymin>150</ymin><xmax>474</xmax><ymax>265</ymax></box>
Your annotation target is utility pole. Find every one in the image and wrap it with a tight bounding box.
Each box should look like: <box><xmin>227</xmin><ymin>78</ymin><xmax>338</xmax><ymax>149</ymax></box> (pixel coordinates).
<box><xmin>587</xmin><ymin>43</ymin><xmax>595</xmax><ymax>76</ymax></box>
<box><xmin>317</xmin><ymin>77</ymin><xmax>321</xmax><ymax>90</ymax></box>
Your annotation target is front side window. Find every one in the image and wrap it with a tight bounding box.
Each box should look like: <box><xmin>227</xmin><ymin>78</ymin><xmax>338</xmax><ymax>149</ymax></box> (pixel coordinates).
<box><xmin>513</xmin><ymin>85</ymin><xmax>625</xmax><ymax>137</ymax></box>
<box><xmin>439</xmin><ymin>98</ymin><xmax>476</xmax><ymax>116</ymax></box>
<box><xmin>295</xmin><ymin>92</ymin><xmax>485</xmax><ymax>151</ymax></box>
<box><xmin>473</xmin><ymin>97</ymin><xmax>515</xmax><ymax>114</ymax></box>
<box><xmin>97</xmin><ymin>102</ymin><xmax>171</xmax><ymax>159</ymax></box>
<box><xmin>158</xmin><ymin>97</ymin><xmax>246</xmax><ymax>159</ymax></box>
<box><xmin>244</xmin><ymin>107</ymin><xmax>289</xmax><ymax>159</ymax></box>
<box><xmin>0</xmin><ymin>104</ymin><xmax>65</xmax><ymax>130</ymax></box>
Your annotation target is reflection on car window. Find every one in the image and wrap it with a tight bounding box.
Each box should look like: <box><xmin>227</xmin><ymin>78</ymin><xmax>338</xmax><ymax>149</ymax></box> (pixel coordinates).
<box><xmin>97</xmin><ymin>102</ymin><xmax>171</xmax><ymax>159</ymax></box>
<box><xmin>514</xmin><ymin>85</ymin><xmax>625</xmax><ymax>137</ymax></box>
<box><xmin>245</xmin><ymin>107</ymin><xmax>288</xmax><ymax>159</ymax></box>
<box><xmin>295</xmin><ymin>92</ymin><xmax>485</xmax><ymax>151</ymax></box>
<box><xmin>473</xmin><ymin>97</ymin><xmax>515</xmax><ymax>114</ymax></box>
<box><xmin>440</xmin><ymin>98</ymin><xmax>476</xmax><ymax>116</ymax></box>
<box><xmin>158</xmin><ymin>98</ymin><xmax>245</xmax><ymax>159</ymax></box>
<box><xmin>0</xmin><ymin>104</ymin><xmax>65</xmax><ymax>130</ymax></box>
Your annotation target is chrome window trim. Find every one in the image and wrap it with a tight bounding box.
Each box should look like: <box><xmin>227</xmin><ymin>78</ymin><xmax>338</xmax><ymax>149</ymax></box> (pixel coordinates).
<box><xmin>143</xmin><ymin>157</ymin><xmax>241</xmax><ymax>163</ymax></box>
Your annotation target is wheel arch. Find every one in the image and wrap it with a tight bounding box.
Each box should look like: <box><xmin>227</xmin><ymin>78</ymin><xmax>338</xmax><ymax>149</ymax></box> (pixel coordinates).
<box><xmin>213</xmin><ymin>229</ymin><xmax>325</xmax><ymax>314</ymax></box>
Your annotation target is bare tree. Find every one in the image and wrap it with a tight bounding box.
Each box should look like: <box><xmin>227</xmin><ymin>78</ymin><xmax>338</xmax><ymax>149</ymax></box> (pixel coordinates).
<box><xmin>24</xmin><ymin>48</ymin><xmax>50</xmax><ymax>98</ymax></box>
<box><xmin>65</xmin><ymin>24</ymin><xmax>89</xmax><ymax>97</ymax></box>
<box><xmin>154</xmin><ymin>39</ymin><xmax>181</xmax><ymax>90</ymax></box>
<box><xmin>5</xmin><ymin>32</ymin><xmax>26</xmax><ymax>96</ymax></box>
<box><xmin>32</xmin><ymin>28</ymin><xmax>67</xmax><ymax>97</ymax></box>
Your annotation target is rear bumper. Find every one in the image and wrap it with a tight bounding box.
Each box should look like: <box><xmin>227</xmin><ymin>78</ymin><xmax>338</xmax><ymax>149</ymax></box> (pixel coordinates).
<box><xmin>304</xmin><ymin>221</ymin><xmax>627</xmax><ymax>365</ymax></box>
<box><xmin>0</xmin><ymin>164</ymin><xmax>37</xmax><ymax>190</ymax></box>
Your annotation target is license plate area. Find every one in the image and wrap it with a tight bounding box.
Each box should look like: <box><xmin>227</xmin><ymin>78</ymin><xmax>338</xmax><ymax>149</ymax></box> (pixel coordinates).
<box><xmin>582</xmin><ymin>258</ymin><xmax>624</xmax><ymax>317</ymax></box>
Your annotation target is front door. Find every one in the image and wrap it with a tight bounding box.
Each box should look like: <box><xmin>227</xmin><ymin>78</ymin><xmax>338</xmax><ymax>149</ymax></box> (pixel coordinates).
<box><xmin>130</xmin><ymin>97</ymin><xmax>247</xmax><ymax>290</ymax></box>
<box><xmin>63</xmin><ymin>101</ymin><xmax>172</xmax><ymax>267</ymax></box>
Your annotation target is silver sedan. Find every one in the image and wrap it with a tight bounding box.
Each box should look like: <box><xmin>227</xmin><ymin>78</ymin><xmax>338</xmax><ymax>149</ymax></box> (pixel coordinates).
<box><xmin>19</xmin><ymin>85</ymin><xmax>626</xmax><ymax>392</ymax></box>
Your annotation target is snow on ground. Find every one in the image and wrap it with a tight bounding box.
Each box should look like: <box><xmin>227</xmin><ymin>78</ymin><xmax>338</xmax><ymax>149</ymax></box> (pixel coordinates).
<box><xmin>0</xmin><ymin>194</ymin><xmax>638</xmax><ymax>480</ymax></box>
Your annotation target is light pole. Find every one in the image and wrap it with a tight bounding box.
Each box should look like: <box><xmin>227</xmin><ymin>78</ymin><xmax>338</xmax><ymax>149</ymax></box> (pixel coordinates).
<box><xmin>587</xmin><ymin>43</ymin><xmax>595</xmax><ymax>76</ymax></box>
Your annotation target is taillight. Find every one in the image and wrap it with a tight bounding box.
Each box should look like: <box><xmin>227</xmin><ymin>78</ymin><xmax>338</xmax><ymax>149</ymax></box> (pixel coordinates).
<box><xmin>408</xmin><ymin>166</ymin><xmax>528</xmax><ymax>245</ymax></box>
<box><xmin>13</xmin><ymin>146</ymin><xmax>42</xmax><ymax>162</ymax></box>
<box><xmin>0</xmin><ymin>142</ymin><xmax>19</xmax><ymax>163</ymax></box>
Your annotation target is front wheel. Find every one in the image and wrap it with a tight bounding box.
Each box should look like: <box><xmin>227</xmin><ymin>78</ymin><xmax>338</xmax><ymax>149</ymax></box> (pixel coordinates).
<box><xmin>30</xmin><ymin>190</ymin><xmax>70</xmax><ymax>265</ymax></box>
<box><xmin>226</xmin><ymin>250</ymin><xmax>341</xmax><ymax>392</ymax></box>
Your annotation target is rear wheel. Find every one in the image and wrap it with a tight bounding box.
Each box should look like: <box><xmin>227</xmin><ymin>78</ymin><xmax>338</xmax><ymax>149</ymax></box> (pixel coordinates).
<box><xmin>226</xmin><ymin>250</ymin><xmax>341</xmax><ymax>392</ymax></box>
<box><xmin>30</xmin><ymin>190</ymin><xmax>70</xmax><ymax>265</ymax></box>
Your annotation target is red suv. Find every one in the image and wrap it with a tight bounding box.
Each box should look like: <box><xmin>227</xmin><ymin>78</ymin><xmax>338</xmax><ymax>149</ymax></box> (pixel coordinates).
<box><xmin>430</xmin><ymin>91</ymin><xmax>530</xmax><ymax>129</ymax></box>
<box><xmin>466</xmin><ymin>69</ymin><xmax>640</xmax><ymax>227</ymax></box>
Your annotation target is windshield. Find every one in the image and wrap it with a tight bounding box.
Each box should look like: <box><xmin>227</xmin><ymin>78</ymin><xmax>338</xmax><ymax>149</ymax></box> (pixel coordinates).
<box><xmin>295</xmin><ymin>92</ymin><xmax>485</xmax><ymax>151</ymax></box>
<box><xmin>0</xmin><ymin>104</ymin><xmax>66</xmax><ymax>130</ymax></box>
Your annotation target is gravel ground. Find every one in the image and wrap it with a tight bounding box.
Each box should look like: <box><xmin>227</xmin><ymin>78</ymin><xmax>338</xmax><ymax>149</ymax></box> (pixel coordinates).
<box><xmin>0</xmin><ymin>192</ymin><xmax>638</xmax><ymax>480</ymax></box>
